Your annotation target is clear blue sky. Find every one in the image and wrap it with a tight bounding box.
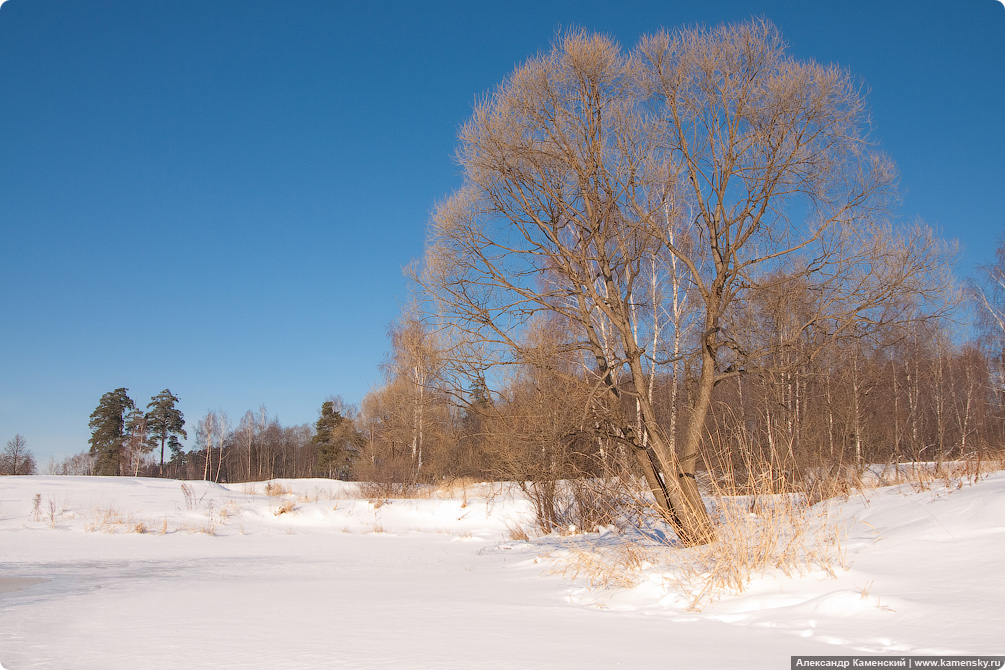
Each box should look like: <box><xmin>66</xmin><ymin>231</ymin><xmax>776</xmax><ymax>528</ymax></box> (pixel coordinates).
<box><xmin>1</xmin><ymin>0</ymin><xmax>1003</xmax><ymax>463</ymax></box>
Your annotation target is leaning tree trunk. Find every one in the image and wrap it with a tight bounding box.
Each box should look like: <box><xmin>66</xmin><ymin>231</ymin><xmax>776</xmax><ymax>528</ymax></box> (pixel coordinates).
<box><xmin>627</xmin><ymin>357</ymin><xmax>715</xmax><ymax>546</ymax></box>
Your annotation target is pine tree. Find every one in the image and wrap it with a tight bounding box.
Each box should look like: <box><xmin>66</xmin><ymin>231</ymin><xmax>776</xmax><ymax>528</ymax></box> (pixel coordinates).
<box><xmin>146</xmin><ymin>389</ymin><xmax>187</xmax><ymax>476</ymax></box>
<box><xmin>313</xmin><ymin>400</ymin><xmax>358</xmax><ymax>479</ymax></box>
<box><xmin>88</xmin><ymin>388</ymin><xmax>135</xmax><ymax>476</ymax></box>
<box><xmin>461</xmin><ymin>377</ymin><xmax>492</xmax><ymax>433</ymax></box>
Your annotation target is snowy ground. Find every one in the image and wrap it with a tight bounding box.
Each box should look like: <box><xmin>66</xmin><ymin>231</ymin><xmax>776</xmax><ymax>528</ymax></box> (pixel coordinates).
<box><xmin>1</xmin><ymin>473</ymin><xmax>1003</xmax><ymax>669</ymax></box>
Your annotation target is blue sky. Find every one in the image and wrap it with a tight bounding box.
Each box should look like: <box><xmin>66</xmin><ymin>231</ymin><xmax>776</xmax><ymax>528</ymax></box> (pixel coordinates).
<box><xmin>1</xmin><ymin>0</ymin><xmax>1003</xmax><ymax>463</ymax></box>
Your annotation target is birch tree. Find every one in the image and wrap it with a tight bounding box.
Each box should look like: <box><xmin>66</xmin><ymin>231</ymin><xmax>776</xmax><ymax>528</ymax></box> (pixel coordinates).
<box><xmin>973</xmin><ymin>238</ymin><xmax>1005</xmax><ymax>403</ymax></box>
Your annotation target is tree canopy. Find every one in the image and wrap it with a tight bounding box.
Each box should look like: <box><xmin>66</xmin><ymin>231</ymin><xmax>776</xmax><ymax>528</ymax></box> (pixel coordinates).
<box><xmin>313</xmin><ymin>400</ymin><xmax>359</xmax><ymax>479</ymax></box>
<box><xmin>88</xmin><ymin>388</ymin><xmax>136</xmax><ymax>476</ymax></box>
<box><xmin>147</xmin><ymin>389</ymin><xmax>187</xmax><ymax>475</ymax></box>
<box><xmin>421</xmin><ymin>21</ymin><xmax>954</xmax><ymax>544</ymax></box>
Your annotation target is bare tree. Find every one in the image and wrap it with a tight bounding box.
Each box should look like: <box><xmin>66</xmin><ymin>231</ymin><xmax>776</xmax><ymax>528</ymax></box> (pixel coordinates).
<box><xmin>213</xmin><ymin>412</ymin><xmax>230</xmax><ymax>482</ymax></box>
<box><xmin>1</xmin><ymin>434</ymin><xmax>36</xmax><ymax>475</ymax></box>
<box><xmin>382</xmin><ymin>315</ymin><xmax>445</xmax><ymax>474</ymax></box>
<box><xmin>421</xmin><ymin>22</ymin><xmax>953</xmax><ymax>544</ymax></box>
<box><xmin>235</xmin><ymin>410</ymin><xmax>258</xmax><ymax>482</ymax></box>
<box><xmin>973</xmin><ymin>237</ymin><xmax>1005</xmax><ymax>405</ymax></box>
<box><xmin>123</xmin><ymin>409</ymin><xmax>154</xmax><ymax>477</ymax></box>
<box><xmin>53</xmin><ymin>450</ymin><xmax>95</xmax><ymax>476</ymax></box>
<box><xmin>196</xmin><ymin>410</ymin><xmax>229</xmax><ymax>482</ymax></box>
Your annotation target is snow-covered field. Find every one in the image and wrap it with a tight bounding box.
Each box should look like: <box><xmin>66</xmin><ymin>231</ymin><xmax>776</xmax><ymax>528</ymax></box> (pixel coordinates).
<box><xmin>1</xmin><ymin>473</ymin><xmax>1003</xmax><ymax>669</ymax></box>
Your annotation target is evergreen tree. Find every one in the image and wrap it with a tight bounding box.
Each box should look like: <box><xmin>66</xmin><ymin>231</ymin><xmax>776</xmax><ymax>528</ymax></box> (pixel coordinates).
<box><xmin>146</xmin><ymin>389</ymin><xmax>187</xmax><ymax>476</ymax></box>
<box><xmin>461</xmin><ymin>377</ymin><xmax>492</xmax><ymax>432</ymax></box>
<box><xmin>88</xmin><ymin>388</ymin><xmax>135</xmax><ymax>476</ymax></box>
<box><xmin>313</xmin><ymin>400</ymin><xmax>358</xmax><ymax>479</ymax></box>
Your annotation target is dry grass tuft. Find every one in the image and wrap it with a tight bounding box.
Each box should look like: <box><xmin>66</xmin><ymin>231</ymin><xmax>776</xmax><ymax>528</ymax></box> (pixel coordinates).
<box><xmin>506</xmin><ymin>523</ymin><xmax>531</xmax><ymax>542</ymax></box>
<box><xmin>273</xmin><ymin>500</ymin><xmax>296</xmax><ymax>516</ymax></box>
<box><xmin>84</xmin><ymin>506</ymin><xmax>152</xmax><ymax>535</ymax></box>
<box><xmin>358</xmin><ymin>480</ymin><xmax>419</xmax><ymax>501</ymax></box>
<box><xmin>264</xmin><ymin>482</ymin><xmax>292</xmax><ymax>497</ymax></box>
<box><xmin>434</xmin><ymin>477</ymin><xmax>483</xmax><ymax>504</ymax></box>
<box><xmin>895</xmin><ymin>452</ymin><xmax>1005</xmax><ymax>493</ymax></box>
<box><xmin>218</xmin><ymin>501</ymin><xmax>242</xmax><ymax>520</ymax></box>
<box><xmin>296</xmin><ymin>485</ymin><xmax>340</xmax><ymax>503</ymax></box>
<box><xmin>555</xmin><ymin>542</ymin><xmax>654</xmax><ymax>590</ymax></box>
<box><xmin>180</xmin><ymin>483</ymin><xmax>198</xmax><ymax>510</ymax></box>
<box><xmin>84</xmin><ymin>507</ymin><xmax>122</xmax><ymax>532</ymax></box>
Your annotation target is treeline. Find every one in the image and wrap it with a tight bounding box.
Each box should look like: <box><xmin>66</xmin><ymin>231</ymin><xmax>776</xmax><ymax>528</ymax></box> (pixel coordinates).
<box><xmin>61</xmin><ymin>393</ymin><xmax>361</xmax><ymax>483</ymax></box>
<box><xmin>52</xmin><ymin>251</ymin><xmax>1005</xmax><ymax>494</ymax></box>
<box><xmin>162</xmin><ymin>401</ymin><xmax>358</xmax><ymax>483</ymax></box>
<box><xmin>355</xmin><ymin>314</ymin><xmax>1005</xmax><ymax>490</ymax></box>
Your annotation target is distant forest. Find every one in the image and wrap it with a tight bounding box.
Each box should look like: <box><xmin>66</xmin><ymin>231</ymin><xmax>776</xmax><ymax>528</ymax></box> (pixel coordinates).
<box><xmin>50</xmin><ymin>236</ymin><xmax>1005</xmax><ymax>499</ymax></box>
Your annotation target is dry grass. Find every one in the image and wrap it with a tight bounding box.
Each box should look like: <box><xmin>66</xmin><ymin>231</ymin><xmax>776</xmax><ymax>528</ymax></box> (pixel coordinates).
<box><xmin>659</xmin><ymin>445</ymin><xmax>852</xmax><ymax>608</ymax></box>
<box><xmin>506</xmin><ymin>523</ymin><xmax>531</xmax><ymax>542</ymax></box>
<box><xmin>358</xmin><ymin>480</ymin><xmax>419</xmax><ymax>502</ymax></box>
<box><xmin>81</xmin><ymin>505</ymin><xmax>154</xmax><ymax>535</ymax></box>
<box><xmin>83</xmin><ymin>506</ymin><xmax>151</xmax><ymax>534</ymax></box>
<box><xmin>264</xmin><ymin>482</ymin><xmax>292</xmax><ymax>497</ymax></box>
<box><xmin>180</xmin><ymin>483</ymin><xmax>198</xmax><ymax>510</ymax></box>
<box><xmin>433</xmin><ymin>477</ymin><xmax>485</xmax><ymax>504</ymax></box>
<box><xmin>295</xmin><ymin>485</ymin><xmax>340</xmax><ymax>503</ymax></box>
<box><xmin>218</xmin><ymin>501</ymin><xmax>242</xmax><ymax>520</ymax></box>
<box><xmin>554</xmin><ymin>541</ymin><xmax>655</xmax><ymax>590</ymax></box>
<box><xmin>273</xmin><ymin>500</ymin><xmax>296</xmax><ymax>516</ymax></box>
<box><xmin>669</xmin><ymin>493</ymin><xmax>846</xmax><ymax>608</ymax></box>
<box><xmin>84</xmin><ymin>507</ymin><xmax>120</xmax><ymax>532</ymax></box>
<box><xmin>548</xmin><ymin>481</ymin><xmax>847</xmax><ymax>610</ymax></box>
<box><xmin>47</xmin><ymin>498</ymin><xmax>60</xmax><ymax>527</ymax></box>
<box><xmin>894</xmin><ymin>451</ymin><xmax>1005</xmax><ymax>493</ymax></box>
<box><xmin>540</xmin><ymin>442</ymin><xmax>851</xmax><ymax>610</ymax></box>
<box><xmin>354</xmin><ymin>478</ymin><xmax>503</xmax><ymax>507</ymax></box>
<box><xmin>169</xmin><ymin>516</ymin><xmax>217</xmax><ymax>535</ymax></box>
<box><xmin>546</xmin><ymin>443</ymin><xmax>1005</xmax><ymax>610</ymax></box>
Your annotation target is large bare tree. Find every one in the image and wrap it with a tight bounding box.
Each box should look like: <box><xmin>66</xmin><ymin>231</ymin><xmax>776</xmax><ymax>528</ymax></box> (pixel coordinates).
<box><xmin>422</xmin><ymin>21</ymin><xmax>953</xmax><ymax>544</ymax></box>
<box><xmin>1</xmin><ymin>434</ymin><xmax>36</xmax><ymax>476</ymax></box>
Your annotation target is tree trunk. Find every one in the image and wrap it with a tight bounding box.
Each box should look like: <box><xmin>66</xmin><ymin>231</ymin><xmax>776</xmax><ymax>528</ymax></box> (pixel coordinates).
<box><xmin>630</xmin><ymin>353</ymin><xmax>715</xmax><ymax>546</ymax></box>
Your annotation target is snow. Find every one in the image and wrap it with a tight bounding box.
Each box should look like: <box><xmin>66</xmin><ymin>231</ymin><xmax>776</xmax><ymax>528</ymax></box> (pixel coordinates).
<box><xmin>1</xmin><ymin>473</ymin><xmax>1003</xmax><ymax>668</ymax></box>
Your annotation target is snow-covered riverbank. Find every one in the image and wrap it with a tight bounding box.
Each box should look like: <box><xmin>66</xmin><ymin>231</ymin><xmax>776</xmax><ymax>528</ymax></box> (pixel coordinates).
<box><xmin>1</xmin><ymin>474</ymin><xmax>1002</xmax><ymax>668</ymax></box>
